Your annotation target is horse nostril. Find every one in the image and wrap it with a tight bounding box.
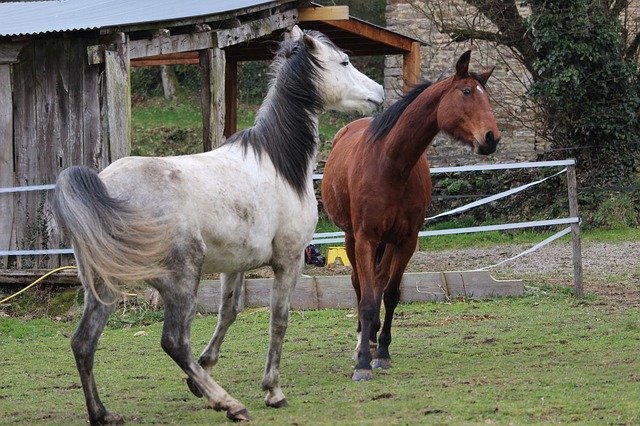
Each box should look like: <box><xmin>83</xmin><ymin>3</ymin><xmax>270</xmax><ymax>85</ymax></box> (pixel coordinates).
<box><xmin>486</xmin><ymin>131</ymin><xmax>494</xmax><ymax>143</ymax></box>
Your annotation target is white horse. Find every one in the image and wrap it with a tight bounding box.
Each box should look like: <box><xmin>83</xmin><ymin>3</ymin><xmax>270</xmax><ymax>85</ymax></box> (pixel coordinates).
<box><xmin>53</xmin><ymin>26</ymin><xmax>383</xmax><ymax>424</ymax></box>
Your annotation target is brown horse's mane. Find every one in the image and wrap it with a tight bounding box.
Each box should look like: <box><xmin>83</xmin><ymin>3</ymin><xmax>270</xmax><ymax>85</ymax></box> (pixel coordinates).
<box><xmin>365</xmin><ymin>80</ymin><xmax>433</xmax><ymax>144</ymax></box>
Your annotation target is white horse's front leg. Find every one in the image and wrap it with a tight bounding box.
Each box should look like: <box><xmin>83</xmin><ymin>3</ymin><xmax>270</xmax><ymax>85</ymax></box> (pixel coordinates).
<box><xmin>262</xmin><ymin>255</ymin><xmax>303</xmax><ymax>408</ymax></box>
<box><xmin>200</xmin><ymin>273</ymin><xmax>245</xmax><ymax>370</ymax></box>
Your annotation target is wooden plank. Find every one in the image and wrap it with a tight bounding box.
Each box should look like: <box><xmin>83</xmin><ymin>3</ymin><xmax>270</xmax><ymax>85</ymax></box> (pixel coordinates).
<box><xmin>315</xmin><ymin>275</ymin><xmax>357</xmax><ymax>309</ymax></box>
<box><xmin>82</xmin><ymin>41</ymin><xmax>106</xmax><ymax>171</ymax></box>
<box><xmin>0</xmin><ymin>268</ymin><xmax>78</xmax><ymax>285</ymax></box>
<box><xmin>298</xmin><ymin>6</ymin><xmax>349</xmax><ymax>21</ymax></box>
<box><xmin>0</xmin><ymin>64</ymin><xmax>14</xmax><ymax>268</ymax></box>
<box><xmin>103</xmin><ymin>35</ymin><xmax>131</xmax><ymax>162</ymax></box>
<box><xmin>88</xmin><ymin>31</ymin><xmax>214</xmax><ymax>65</ymax></box>
<box><xmin>195</xmin><ymin>271</ymin><xmax>523</xmax><ymax>313</ymax></box>
<box><xmin>37</xmin><ymin>39</ymin><xmax>71</xmax><ymax>269</ymax></box>
<box><xmin>224</xmin><ymin>59</ymin><xmax>238</xmax><ymax>137</ymax></box>
<box><xmin>12</xmin><ymin>42</ymin><xmax>38</xmax><ymax>269</ymax></box>
<box><xmin>402</xmin><ymin>41</ymin><xmax>421</xmax><ymax>92</ymax></box>
<box><xmin>567</xmin><ymin>165</ymin><xmax>583</xmax><ymax>298</ymax></box>
<box><xmin>319</xmin><ymin>19</ymin><xmax>414</xmax><ymax>53</ymax></box>
<box><xmin>131</xmin><ymin>51</ymin><xmax>201</xmax><ymax>67</ymax></box>
<box><xmin>216</xmin><ymin>10</ymin><xmax>298</xmax><ymax>48</ymax></box>
<box><xmin>199</xmin><ymin>44</ymin><xmax>225</xmax><ymax>151</ymax></box>
<box><xmin>131</xmin><ymin>58</ymin><xmax>200</xmax><ymax>67</ymax></box>
<box><xmin>0</xmin><ymin>43</ymin><xmax>26</xmax><ymax>64</ymax></box>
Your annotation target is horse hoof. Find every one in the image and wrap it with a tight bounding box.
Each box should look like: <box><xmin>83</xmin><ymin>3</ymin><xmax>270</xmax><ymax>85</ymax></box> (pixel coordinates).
<box><xmin>226</xmin><ymin>408</ymin><xmax>251</xmax><ymax>422</ymax></box>
<box><xmin>101</xmin><ymin>411</ymin><xmax>125</xmax><ymax>424</ymax></box>
<box><xmin>372</xmin><ymin>358</ymin><xmax>392</xmax><ymax>369</ymax></box>
<box><xmin>352</xmin><ymin>369</ymin><xmax>373</xmax><ymax>381</ymax></box>
<box><xmin>186</xmin><ymin>377</ymin><xmax>203</xmax><ymax>398</ymax></box>
<box><xmin>266</xmin><ymin>398</ymin><xmax>288</xmax><ymax>408</ymax></box>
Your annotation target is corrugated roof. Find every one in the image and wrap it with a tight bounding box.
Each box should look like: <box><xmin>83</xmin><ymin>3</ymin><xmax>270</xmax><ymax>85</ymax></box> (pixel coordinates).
<box><xmin>0</xmin><ymin>0</ymin><xmax>286</xmax><ymax>37</ymax></box>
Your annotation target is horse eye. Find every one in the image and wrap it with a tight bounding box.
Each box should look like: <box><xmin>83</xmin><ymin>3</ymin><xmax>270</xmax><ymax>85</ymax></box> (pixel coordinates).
<box><xmin>341</xmin><ymin>60</ymin><xmax>349</xmax><ymax>67</ymax></box>
<box><xmin>462</xmin><ymin>87</ymin><xmax>471</xmax><ymax>96</ymax></box>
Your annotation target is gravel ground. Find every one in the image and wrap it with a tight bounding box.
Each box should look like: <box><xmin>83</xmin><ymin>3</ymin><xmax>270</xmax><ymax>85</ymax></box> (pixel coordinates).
<box><xmin>301</xmin><ymin>240</ymin><xmax>640</xmax><ymax>308</ymax></box>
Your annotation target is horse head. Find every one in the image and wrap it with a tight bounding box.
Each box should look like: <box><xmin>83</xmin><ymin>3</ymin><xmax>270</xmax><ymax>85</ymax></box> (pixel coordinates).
<box><xmin>436</xmin><ymin>50</ymin><xmax>501</xmax><ymax>155</ymax></box>
<box><xmin>290</xmin><ymin>25</ymin><xmax>384</xmax><ymax>114</ymax></box>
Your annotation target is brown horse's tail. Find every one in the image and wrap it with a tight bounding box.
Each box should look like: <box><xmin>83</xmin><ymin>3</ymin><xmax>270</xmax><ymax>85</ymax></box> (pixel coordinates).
<box><xmin>52</xmin><ymin>166</ymin><xmax>171</xmax><ymax>304</ymax></box>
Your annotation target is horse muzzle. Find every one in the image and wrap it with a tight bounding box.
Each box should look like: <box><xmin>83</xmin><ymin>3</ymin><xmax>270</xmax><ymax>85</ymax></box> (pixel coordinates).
<box><xmin>475</xmin><ymin>130</ymin><xmax>500</xmax><ymax>155</ymax></box>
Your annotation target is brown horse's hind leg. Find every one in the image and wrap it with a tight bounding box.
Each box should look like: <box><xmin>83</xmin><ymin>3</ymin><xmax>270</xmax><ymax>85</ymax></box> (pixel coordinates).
<box><xmin>72</xmin><ymin>280</ymin><xmax>121</xmax><ymax>425</ymax></box>
<box><xmin>345</xmin><ymin>234</ymin><xmax>365</xmax><ymax>360</ymax></box>
<box><xmin>372</xmin><ymin>236</ymin><xmax>417</xmax><ymax>370</ymax></box>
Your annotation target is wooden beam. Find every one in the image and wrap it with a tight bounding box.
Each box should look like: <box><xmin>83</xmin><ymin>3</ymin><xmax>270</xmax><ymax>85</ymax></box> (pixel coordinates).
<box><xmin>0</xmin><ymin>64</ymin><xmax>14</xmax><ymax>267</ymax></box>
<box><xmin>217</xmin><ymin>9</ymin><xmax>297</xmax><ymax>48</ymax></box>
<box><xmin>199</xmin><ymin>44</ymin><xmax>225</xmax><ymax>151</ymax></box>
<box><xmin>103</xmin><ymin>34</ymin><xmax>131</xmax><ymax>162</ymax></box>
<box><xmin>566</xmin><ymin>165</ymin><xmax>584</xmax><ymax>298</ymax></box>
<box><xmin>88</xmin><ymin>31</ymin><xmax>214</xmax><ymax>65</ymax></box>
<box><xmin>0</xmin><ymin>43</ymin><xmax>26</xmax><ymax>64</ymax></box>
<box><xmin>0</xmin><ymin>269</ymin><xmax>79</xmax><ymax>285</ymax></box>
<box><xmin>224</xmin><ymin>59</ymin><xmax>238</xmax><ymax>137</ymax></box>
<box><xmin>403</xmin><ymin>41</ymin><xmax>421</xmax><ymax>92</ymax></box>
<box><xmin>298</xmin><ymin>6</ymin><xmax>349</xmax><ymax>21</ymax></box>
<box><xmin>320</xmin><ymin>19</ymin><xmax>414</xmax><ymax>53</ymax></box>
<box><xmin>196</xmin><ymin>271</ymin><xmax>523</xmax><ymax>313</ymax></box>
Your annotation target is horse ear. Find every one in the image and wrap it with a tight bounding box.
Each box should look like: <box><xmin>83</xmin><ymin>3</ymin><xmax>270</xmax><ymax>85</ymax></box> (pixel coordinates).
<box><xmin>476</xmin><ymin>67</ymin><xmax>495</xmax><ymax>86</ymax></box>
<box><xmin>302</xmin><ymin>33</ymin><xmax>317</xmax><ymax>51</ymax></box>
<box><xmin>290</xmin><ymin>25</ymin><xmax>304</xmax><ymax>42</ymax></box>
<box><xmin>455</xmin><ymin>50</ymin><xmax>472</xmax><ymax>78</ymax></box>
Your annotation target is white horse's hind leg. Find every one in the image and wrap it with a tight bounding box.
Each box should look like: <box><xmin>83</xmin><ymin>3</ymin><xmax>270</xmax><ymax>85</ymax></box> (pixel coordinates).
<box><xmin>262</xmin><ymin>257</ymin><xmax>303</xmax><ymax>408</ymax></box>
<box><xmin>155</xmin><ymin>241</ymin><xmax>249</xmax><ymax>421</ymax></box>
<box><xmin>72</xmin><ymin>279</ymin><xmax>121</xmax><ymax>425</ymax></box>
<box><xmin>197</xmin><ymin>272</ymin><xmax>245</xmax><ymax>375</ymax></box>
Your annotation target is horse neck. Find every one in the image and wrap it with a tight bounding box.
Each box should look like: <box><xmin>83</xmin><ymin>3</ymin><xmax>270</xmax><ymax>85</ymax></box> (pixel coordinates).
<box><xmin>380</xmin><ymin>80</ymin><xmax>449</xmax><ymax>178</ymax></box>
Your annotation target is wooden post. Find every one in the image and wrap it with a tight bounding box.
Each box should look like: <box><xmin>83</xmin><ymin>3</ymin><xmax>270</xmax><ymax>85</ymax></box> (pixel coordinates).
<box><xmin>103</xmin><ymin>33</ymin><xmax>131</xmax><ymax>162</ymax></box>
<box><xmin>224</xmin><ymin>59</ymin><xmax>238</xmax><ymax>137</ymax></box>
<box><xmin>566</xmin><ymin>163</ymin><xmax>583</xmax><ymax>298</ymax></box>
<box><xmin>0</xmin><ymin>64</ymin><xmax>14</xmax><ymax>268</ymax></box>
<box><xmin>402</xmin><ymin>41</ymin><xmax>421</xmax><ymax>92</ymax></box>
<box><xmin>199</xmin><ymin>42</ymin><xmax>225</xmax><ymax>151</ymax></box>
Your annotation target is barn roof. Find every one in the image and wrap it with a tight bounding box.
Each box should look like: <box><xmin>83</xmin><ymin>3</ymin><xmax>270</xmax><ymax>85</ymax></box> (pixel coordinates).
<box><xmin>0</xmin><ymin>0</ymin><xmax>294</xmax><ymax>37</ymax></box>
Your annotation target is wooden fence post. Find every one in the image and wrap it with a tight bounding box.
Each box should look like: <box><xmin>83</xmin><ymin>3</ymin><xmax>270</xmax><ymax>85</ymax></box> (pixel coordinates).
<box><xmin>567</xmin><ymin>163</ymin><xmax>583</xmax><ymax>298</ymax></box>
<box><xmin>199</xmin><ymin>39</ymin><xmax>225</xmax><ymax>151</ymax></box>
<box><xmin>103</xmin><ymin>33</ymin><xmax>131</xmax><ymax>162</ymax></box>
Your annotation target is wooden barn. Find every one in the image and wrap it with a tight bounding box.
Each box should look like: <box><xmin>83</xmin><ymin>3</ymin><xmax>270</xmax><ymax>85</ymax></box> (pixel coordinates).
<box><xmin>0</xmin><ymin>0</ymin><xmax>422</xmax><ymax>278</ymax></box>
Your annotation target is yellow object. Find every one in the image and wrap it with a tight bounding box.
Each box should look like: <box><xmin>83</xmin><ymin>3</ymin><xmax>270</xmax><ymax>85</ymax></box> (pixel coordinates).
<box><xmin>327</xmin><ymin>246</ymin><xmax>351</xmax><ymax>267</ymax></box>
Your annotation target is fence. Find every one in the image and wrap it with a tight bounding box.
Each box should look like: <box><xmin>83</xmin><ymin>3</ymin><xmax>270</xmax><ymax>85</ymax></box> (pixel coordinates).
<box><xmin>0</xmin><ymin>159</ymin><xmax>583</xmax><ymax>297</ymax></box>
<box><xmin>311</xmin><ymin>159</ymin><xmax>583</xmax><ymax>297</ymax></box>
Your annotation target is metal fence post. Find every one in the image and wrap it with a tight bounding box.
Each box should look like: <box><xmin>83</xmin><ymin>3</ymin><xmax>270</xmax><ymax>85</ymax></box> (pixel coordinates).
<box><xmin>566</xmin><ymin>162</ymin><xmax>583</xmax><ymax>298</ymax></box>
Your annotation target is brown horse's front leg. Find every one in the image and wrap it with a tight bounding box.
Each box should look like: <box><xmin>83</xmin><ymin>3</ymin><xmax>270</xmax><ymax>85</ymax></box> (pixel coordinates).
<box><xmin>352</xmin><ymin>236</ymin><xmax>382</xmax><ymax>381</ymax></box>
<box><xmin>373</xmin><ymin>236</ymin><xmax>416</xmax><ymax>370</ymax></box>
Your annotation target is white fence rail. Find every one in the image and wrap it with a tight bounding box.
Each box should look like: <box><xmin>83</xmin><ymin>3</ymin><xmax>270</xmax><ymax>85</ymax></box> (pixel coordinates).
<box><xmin>0</xmin><ymin>159</ymin><xmax>583</xmax><ymax>296</ymax></box>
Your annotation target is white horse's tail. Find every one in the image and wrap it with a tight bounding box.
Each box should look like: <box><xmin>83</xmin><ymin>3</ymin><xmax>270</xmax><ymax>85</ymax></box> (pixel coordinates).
<box><xmin>53</xmin><ymin>166</ymin><xmax>171</xmax><ymax>304</ymax></box>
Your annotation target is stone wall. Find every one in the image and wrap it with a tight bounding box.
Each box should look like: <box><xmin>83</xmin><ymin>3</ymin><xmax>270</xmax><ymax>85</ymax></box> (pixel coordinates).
<box><xmin>384</xmin><ymin>0</ymin><xmax>639</xmax><ymax>166</ymax></box>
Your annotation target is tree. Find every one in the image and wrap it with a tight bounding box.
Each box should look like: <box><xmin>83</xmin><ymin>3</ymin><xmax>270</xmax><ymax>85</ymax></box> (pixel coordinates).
<box><xmin>413</xmin><ymin>0</ymin><xmax>640</xmax><ymax>188</ymax></box>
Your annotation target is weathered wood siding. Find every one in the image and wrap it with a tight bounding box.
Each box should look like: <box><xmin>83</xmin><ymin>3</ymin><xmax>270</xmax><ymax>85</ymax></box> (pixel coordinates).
<box><xmin>9</xmin><ymin>38</ymin><xmax>106</xmax><ymax>269</ymax></box>
<box><xmin>0</xmin><ymin>64</ymin><xmax>13</xmax><ymax>268</ymax></box>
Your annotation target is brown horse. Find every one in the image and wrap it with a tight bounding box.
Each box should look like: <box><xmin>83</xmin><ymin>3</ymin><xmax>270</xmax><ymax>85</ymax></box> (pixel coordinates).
<box><xmin>321</xmin><ymin>50</ymin><xmax>501</xmax><ymax>381</ymax></box>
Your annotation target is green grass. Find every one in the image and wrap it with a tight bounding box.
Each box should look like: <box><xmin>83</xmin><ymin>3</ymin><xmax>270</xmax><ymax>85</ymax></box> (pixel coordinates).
<box><xmin>131</xmin><ymin>95</ymin><xmax>352</xmax><ymax>159</ymax></box>
<box><xmin>1</xmin><ymin>291</ymin><xmax>639</xmax><ymax>424</ymax></box>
